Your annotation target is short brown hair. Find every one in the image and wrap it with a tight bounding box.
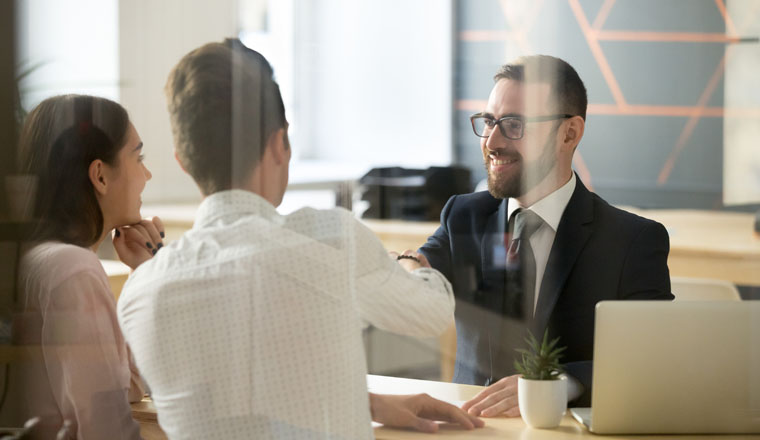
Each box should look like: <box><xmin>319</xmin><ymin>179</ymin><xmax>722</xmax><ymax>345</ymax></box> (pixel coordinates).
<box><xmin>165</xmin><ymin>38</ymin><xmax>287</xmax><ymax>196</ymax></box>
<box><xmin>19</xmin><ymin>95</ymin><xmax>130</xmax><ymax>247</ymax></box>
<box><xmin>494</xmin><ymin>55</ymin><xmax>587</xmax><ymax>120</ymax></box>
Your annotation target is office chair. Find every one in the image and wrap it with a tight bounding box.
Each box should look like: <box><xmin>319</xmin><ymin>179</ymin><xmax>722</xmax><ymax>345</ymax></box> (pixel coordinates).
<box><xmin>670</xmin><ymin>276</ymin><xmax>741</xmax><ymax>301</ymax></box>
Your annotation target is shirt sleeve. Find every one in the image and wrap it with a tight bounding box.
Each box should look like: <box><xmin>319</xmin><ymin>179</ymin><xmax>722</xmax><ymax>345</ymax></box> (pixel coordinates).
<box><xmin>39</xmin><ymin>269</ymin><xmax>142</xmax><ymax>440</ymax></box>
<box><xmin>418</xmin><ymin>195</ymin><xmax>457</xmax><ymax>282</ymax></box>
<box><xmin>562</xmin><ymin>372</ymin><xmax>585</xmax><ymax>403</ymax></box>
<box><xmin>352</xmin><ymin>216</ymin><xmax>455</xmax><ymax>338</ymax></box>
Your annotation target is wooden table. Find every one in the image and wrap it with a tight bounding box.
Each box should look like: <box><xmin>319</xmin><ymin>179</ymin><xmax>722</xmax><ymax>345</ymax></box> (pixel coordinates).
<box><xmin>368</xmin><ymin>375</ymin><xmax>760</xmax><ymax>439</ymax></box>
<box><xmin>132</xmin><ymin>374</ymin><xmax>760</xmax><ymax>439</ymax></box>
<box><xmin>632</xmin><ymin>209</ymin><xmax>760</xmax><ymax>287</ymax></box>
<box><xmin>131</xmin><ymin>398</ymin><xmax>167</xmax><ymax>440</ymax></box>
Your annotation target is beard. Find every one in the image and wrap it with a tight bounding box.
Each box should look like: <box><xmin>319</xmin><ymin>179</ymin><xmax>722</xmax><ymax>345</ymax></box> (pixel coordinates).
<box><xmin>485</xmin><ymin>134</ymin><xmax>557</xmax><ymax>200</ymax></box>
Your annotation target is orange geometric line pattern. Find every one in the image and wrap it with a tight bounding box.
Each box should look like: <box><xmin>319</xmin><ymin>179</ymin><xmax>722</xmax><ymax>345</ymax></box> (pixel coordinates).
<box><xmin>658</xmin><ymin>54</ymin><xmax>728</xmax><ymax>184</ymax></box>
<box><xmin>498</xmin><ymin>0</ymin><xmax>534</xmax><ymax>53</ymax></box>
<box><xmin>714</xmin><ymin>0</ymin><xmax>738</xmax><ymax>36</ymax></box>
<box><xmin>458</xmin><ymin>0</ymin><xmax>760</xmax><ymax>189</ymax></box>
<box><xmin>458</xmin><ymin>100</ymin><xmax>760</xmax><ymax>119</ymax></box>
<box><xmin>459</xmin><ymin>30</ymin><xmax>520</xmax><ymax>41</ymax></box>
<box><xmin>656</xmin><ymin>0</ymin><xmax>759</xmax><ymax>184</ymax></box>
<box><xmin>567</xmin><ymin>0</ymin><xmax>628</xmax><ymax>107</ymax></box>
<box><xmin>460</xmin><ymin>30</ymin><xmax>749</xmax><ymax>44</ymax></box>
<box><xmin>460</xmin><ymin>0</ymin><xmax>759</xmax><ymax>117</ymax></box>
<box><xmin>588</xmin><ymin>104</ymin><xmax>727</xmax><ymax>118</ymax></box>
<box><xmin>592</xmin><ymin>0</ymin><xmax>616</xmax><ymax>30</ymax></box>
<box><xmin>595</xmin><ymin>31</ymin><xmax>745</xmax><ymax>43</ymax></box>
<box><xmin>456</xmin><ymin>99</ymin><xmax>487</xmax><ymax>111</ymax></box>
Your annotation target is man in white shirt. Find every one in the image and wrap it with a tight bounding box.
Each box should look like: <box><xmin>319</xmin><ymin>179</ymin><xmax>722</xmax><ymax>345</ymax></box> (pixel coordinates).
<box><xmin>420</xmin><ymin>55</ymin><xmax>672</xmax><ymax>415</ymax></box>
<box><xmin>117</xmin><ymin>39</ymin><xmax>482</xmax><ymax>439</ymax></box>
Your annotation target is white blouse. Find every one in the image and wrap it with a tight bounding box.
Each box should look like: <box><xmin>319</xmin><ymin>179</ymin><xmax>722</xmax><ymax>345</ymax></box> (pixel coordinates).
<box><xmin>2</xmin><ymin>241</ymin><xmax>144</xmax><ymax>439</ymax></box>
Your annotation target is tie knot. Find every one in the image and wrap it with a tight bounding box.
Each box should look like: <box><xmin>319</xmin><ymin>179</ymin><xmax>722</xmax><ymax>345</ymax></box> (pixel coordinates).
<box><xmin>512</xmin><ymin>209</ymin><xmax>543</xmax><ymax>240</ymax></box>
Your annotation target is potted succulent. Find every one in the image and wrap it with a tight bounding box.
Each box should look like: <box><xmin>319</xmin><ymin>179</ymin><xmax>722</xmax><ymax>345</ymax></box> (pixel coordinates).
<box><xmin>514</xmin><ymin>329</ymin><xmax>567</xmax><ymax>428</ymax></box>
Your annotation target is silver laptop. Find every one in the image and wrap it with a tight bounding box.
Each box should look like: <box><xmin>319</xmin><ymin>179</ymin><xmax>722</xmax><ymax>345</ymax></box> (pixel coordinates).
<box><xmin>570</xmin><ymin>300</ymin><xmax>760</xmax><ymax>434</ymax></box>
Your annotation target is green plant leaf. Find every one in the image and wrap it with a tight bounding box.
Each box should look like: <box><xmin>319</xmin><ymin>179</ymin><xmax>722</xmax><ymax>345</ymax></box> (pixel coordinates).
<box><xmin>513</xmin><ymin>329</ymin><xmax>566</xmax><ymax>380</ymax></box>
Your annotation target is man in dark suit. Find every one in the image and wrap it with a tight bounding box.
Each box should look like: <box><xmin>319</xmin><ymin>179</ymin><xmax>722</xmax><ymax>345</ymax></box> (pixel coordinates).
<box><xmin>419</xmin><ymin>55</ymin><xmax>672</xmax><ymax>416</ymax></box>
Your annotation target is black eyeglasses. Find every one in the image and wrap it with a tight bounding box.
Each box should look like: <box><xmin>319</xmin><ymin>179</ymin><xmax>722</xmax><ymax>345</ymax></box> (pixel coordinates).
<box><xmin>470</xmin><ymin>113</ymin><xmax>574</xmax><ymax>140</ymax></box>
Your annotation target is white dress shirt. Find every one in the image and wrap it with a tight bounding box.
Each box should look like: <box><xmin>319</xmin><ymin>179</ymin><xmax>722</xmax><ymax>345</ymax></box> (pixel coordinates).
<box><xmin>117</xmin><ymin>190</ymin><xmax>455</xmax><ymax>440</ymax></box>
<box><xmin>507</xmin><ymin>174</ymin><xmax>582</xmax><ymax>400</ymax></box>
<box><xmin>506</xmin><ymin>173</ymin><xmax>576</xmax><ymax>312</ymax></box>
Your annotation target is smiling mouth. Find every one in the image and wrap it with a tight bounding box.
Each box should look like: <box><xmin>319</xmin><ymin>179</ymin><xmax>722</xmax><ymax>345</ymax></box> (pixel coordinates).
<box><xmin>489</xmin><ymin>153</ymin><xmax>519</xmax><ymax>167</ymax></box>
<box><xmin>491</xmin><ymin>157</ymin><xmax>517</xmax><ymax>166</ymax></box>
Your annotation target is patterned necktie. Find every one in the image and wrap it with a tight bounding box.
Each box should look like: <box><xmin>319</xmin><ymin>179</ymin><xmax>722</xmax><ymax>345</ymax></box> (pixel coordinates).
<box><xmin>504</xmin><ymin>209</ymin><xmax>543</xmax><ymax>320</ymax></box>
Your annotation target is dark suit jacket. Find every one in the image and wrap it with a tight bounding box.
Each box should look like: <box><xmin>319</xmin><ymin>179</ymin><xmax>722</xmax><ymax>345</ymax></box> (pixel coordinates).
<box><xmin>419</xmin><ymin>176</ymin><xmax>673</xmax><ymax>406</ymax></box>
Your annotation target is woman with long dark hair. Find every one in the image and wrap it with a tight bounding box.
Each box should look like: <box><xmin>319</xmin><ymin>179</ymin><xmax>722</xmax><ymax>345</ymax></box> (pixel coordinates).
<box><xmin>4</xmin><ymin>94</ymin><xmax>162</xmax><ymax>438</ymax></box>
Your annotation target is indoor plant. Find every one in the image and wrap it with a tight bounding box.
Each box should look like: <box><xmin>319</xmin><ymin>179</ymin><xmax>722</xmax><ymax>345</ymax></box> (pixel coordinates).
<box><xmin>514</xmin><ymin>329</ymin><xmax>567</xmax><ymax>428</ymax></box>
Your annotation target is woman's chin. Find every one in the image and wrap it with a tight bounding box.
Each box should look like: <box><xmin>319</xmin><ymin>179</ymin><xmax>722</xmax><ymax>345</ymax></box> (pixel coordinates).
<box><xmin>117</xmin><ymin>215</ymin><xmax>142</xmax><ymax>228</ymax></box>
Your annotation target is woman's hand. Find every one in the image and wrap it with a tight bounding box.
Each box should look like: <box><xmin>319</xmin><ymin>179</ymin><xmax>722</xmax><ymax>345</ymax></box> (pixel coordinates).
<box><xmin>113</xmin><ymin>216</ymin><xmax>165</xmax><ymax>270</ymax></box>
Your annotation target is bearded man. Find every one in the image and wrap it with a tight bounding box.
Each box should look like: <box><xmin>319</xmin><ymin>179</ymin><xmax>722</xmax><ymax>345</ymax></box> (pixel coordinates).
<box><xmin>419</xmin><ymin>55</ymin><xmax>673</xmax><ymax>415</ymax></box>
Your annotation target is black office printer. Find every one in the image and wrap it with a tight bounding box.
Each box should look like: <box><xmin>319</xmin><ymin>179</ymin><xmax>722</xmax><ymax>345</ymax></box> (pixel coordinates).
<box><xmin>359</xmin><ymin>166</ymin><xmax>471</xmax><ymax>221</ymax></box>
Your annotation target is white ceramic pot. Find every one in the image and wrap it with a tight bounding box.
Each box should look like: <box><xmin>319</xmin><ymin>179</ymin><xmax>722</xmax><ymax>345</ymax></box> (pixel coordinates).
<box><xmin>518</xmin><ymin>376</ymin><xmax>567</xmax><ymax>428</ymax></box>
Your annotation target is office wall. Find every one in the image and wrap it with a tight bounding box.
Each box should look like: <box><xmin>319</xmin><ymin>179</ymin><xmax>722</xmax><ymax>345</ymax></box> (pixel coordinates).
<box><xmin>291</xmin><ymin>0</ymin><xmax>454</xmax><ymax>169</ymax></box>
<box><xmin>724</xmin><ymin>0</ymin><xmax>760</xmax><ymax>206</ymax></box>
<box><xmin>454</xmin><ymin>0</ymin><xmax>754</xmax><ymax>209</ymax></box>
<box><xmin>15</xmin><ymin>0</ymin><xmax>120</xmax><ymax>109</ymax></box>
<box><xmin>119</xmin><ymin>0</ymin><xmax>239</xmax><ymax>204</ymax></box>
<box><xmin>119</xmin><ymin>0</ymin><xmax>456</xmax><ymax>203</ymax></box>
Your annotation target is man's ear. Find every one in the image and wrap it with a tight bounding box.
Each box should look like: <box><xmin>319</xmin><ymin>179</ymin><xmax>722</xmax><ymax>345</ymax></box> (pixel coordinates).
<box><xmin>561</xmin><ymin>116</ymin><xmax>585</xmax><ymax>151</ymax></box>
<box><xmin>268</xmin><ymin>127</ymin><xmax>289</xmax><ymax>165</ymax></box>
<box><xmin>88</xmin><ymin>159</ymin><xmax>108</xmax><ymax>196</ymax></box>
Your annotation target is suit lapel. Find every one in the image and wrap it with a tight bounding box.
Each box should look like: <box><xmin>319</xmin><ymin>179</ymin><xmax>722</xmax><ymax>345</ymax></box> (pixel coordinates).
<box><xmin>533</xmin><ymin>176</ymin><xmax>595</xmax><ymax>335</ymax></box>
<box><xmin>477</xmin><ymin>199</ymin><xmax>509</xmax><ymax>381</ymax></box>
<box><xmin>479</xmin><ymin>199</ymin><xmax>508</xmax><ymax>312</ymax></box>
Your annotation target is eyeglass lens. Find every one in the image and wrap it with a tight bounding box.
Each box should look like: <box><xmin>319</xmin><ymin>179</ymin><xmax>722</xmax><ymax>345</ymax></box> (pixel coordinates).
<box><xmin>473</xmin><ymin>117</ymin><xmax>523</xmax><ymax>139</ymax></box>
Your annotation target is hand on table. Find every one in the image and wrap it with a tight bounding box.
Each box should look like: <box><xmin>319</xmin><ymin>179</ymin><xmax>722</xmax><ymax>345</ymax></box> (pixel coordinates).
<box><xmin>388</xmin><ymin>249</ymin><xmax>431</xmax><ymax>272</ymax></box>
<box><xmin>370</xmin><ymin>392</ymin><xmax>484</xmax><ymax>433</ymax></box>
<box><xmin>113</xmin><ymin>216</ymin><xmax>165</xmax><ymax>270</ymax></box>
<box><xmin>461</xmin><ymin>374</ymin><xmax>521</xmax><ymax>417</ymax></box>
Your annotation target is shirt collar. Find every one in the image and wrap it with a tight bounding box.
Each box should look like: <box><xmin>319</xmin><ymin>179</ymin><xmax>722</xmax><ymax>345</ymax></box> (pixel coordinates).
<box><xmin>506</xmin><ymin>173</ymin><xmax>576</xmax><ymax>232</ymax></box>
<box><xmin>194</xmin><ymin>189</ymin><xmax>279</xmax><ymax>229</ymax></box>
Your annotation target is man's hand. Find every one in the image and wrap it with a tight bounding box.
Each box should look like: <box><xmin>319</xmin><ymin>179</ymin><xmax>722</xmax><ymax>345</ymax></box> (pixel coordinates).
<box><xmin>461</xmin><ymin>375</ymin><xmax>521</xmax><ymax>417</ymax></box>
<box><xmin>388</xmin><ymin>250</ymin><xmax>431</xmax><ymax>272</ymax></box>
<box><xmin>369</xmin><ymin>392</ymin><xmax>484</xmax><ymax>433</ymax></box>
<box><xmin>113</xmin><ymin>216</ymin><xmax>165</xmax><ymax>270</ymax></box>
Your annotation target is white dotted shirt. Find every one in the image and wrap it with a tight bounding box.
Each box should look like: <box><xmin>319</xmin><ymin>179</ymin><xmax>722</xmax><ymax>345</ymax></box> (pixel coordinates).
<box><xmin>117</xmin><ymin>190</ymin><xmax>454</xmax><ymax>440</ymax></box>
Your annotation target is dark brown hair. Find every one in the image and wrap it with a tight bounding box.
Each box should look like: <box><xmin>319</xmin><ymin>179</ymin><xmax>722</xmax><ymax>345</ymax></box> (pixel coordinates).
<box><xmin>19</xmin><ymin>94</ymin><xmax>130</xmax><ymax>247</ymax></box>
<box><xmin>494</xmin><ymin>55</ymin><xmax>588</xmax><ymax>121</ymax></box>
<box><xmin>165</xmin><ymin>38</ymin><xmax>287</xmax><ymax>196</ymax></box>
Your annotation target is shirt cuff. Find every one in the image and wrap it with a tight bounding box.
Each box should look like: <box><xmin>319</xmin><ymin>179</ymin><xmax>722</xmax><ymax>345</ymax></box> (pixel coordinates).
<box><xmin>562</xmin><ymin>373</ymin><xmax>585</xmax><ymax>402</ymax></box>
